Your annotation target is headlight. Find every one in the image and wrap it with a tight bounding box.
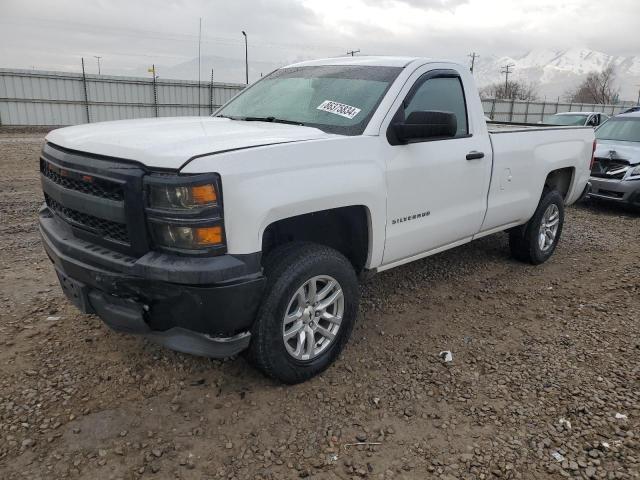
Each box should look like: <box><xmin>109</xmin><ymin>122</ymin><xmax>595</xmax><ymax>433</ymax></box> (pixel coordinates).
<box><xmin>144</xmin><ymin>173</ymin><xmax>225</xmax><ymax>255</ymax></box>
<box><xmin>148</xmin><ymin>183</ymin><xmax>217</xmax><ymax>210</ymax></box>
<box><xmin>627</xmin><ymin>165</ymin><xmax>640</xmax><ymax>179</ymax></box>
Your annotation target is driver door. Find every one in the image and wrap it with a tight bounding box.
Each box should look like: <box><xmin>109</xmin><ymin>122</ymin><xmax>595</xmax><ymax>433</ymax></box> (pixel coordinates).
<box><xmin>382</xmin><ymin>68</ymin><xmax>492</xmax><ymax>265</ymax></box>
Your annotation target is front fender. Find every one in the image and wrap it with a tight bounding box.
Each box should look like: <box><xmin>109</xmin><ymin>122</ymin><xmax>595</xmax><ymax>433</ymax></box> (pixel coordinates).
<box><xmin>182</xmin><ymin>136</ymin><xmax>387</xmax><ymax>268</ymax></box>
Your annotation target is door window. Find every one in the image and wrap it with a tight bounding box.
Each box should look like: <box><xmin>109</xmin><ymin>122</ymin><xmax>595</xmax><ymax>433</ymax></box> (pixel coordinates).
<box><xmin>404</xmin><ymin>76</ymin><xmax>469</xmax><ymax>137</ymax></box>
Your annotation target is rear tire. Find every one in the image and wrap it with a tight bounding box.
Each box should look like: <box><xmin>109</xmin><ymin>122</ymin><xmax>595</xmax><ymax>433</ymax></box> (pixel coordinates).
<box><xmin>247</xmin><ymin>242</ymin><xmax>358</xmax><ymax>384</ymax></box>
<box><xmin>509</xmin><ymin>188</ymin><xmax>565</xmax><ymax>265</ymax></box>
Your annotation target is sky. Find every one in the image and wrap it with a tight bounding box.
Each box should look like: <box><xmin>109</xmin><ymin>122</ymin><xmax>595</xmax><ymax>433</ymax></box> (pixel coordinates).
<box><xmin>1</xmin><ymin>0</ymin><xmax>639</xmax><ymax>84</ymax></box>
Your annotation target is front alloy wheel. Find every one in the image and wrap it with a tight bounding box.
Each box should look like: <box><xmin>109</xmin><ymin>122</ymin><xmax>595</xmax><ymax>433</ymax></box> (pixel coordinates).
<box><xmin>282</xmin><ymin>275</ymin><xmax>344</xmax><ymax>361</ymax></box>
<box><xmin>247</xmin><ymin>242</ymin><xmax>358</xmax><ymax>384</ymax></box>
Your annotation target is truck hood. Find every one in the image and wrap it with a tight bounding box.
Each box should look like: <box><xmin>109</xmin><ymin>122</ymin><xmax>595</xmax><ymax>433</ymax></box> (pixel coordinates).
<box><xmin>594</xmin><ymin>139</ymin><xmax>640</xmax><ymax>165</ymax></box>
<box><xmin>46</xmin><ymin>117</ymin><xmax>332</xmax><ymax>169</ymax></box>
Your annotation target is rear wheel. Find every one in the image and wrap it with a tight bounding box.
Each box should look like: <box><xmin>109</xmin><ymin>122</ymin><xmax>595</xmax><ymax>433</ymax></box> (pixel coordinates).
<box><xmin>247</xmin><ymin>242</ymin><xmax>358</xmax><ymax>384</ymax></box>
<box><xmin>509</xmin><ymin>188</ymin><xmax>565</xmax><ymax>265</ymax></box>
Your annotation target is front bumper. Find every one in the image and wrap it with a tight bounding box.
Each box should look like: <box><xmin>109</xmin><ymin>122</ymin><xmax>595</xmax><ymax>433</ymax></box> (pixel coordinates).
<box><xmin>588</xmin><ymin>177</ymin><xmax>640</xmax><ymax>205</ymax></box>
<box><xmin>40</xmin><ymin>207</ymin><xmax>265</xmax><ymax>358</ymax></box>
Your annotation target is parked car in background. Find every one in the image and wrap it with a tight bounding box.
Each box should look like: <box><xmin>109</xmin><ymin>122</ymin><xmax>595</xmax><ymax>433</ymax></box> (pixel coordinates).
<box><xmin>621</xmin><ymin>106</ymin><xmax>640</xmax><ymax>114</ymax></box>
<box><xmin>543</xmin><ymin>112</ymin><xmax>608</xmax><ymax>127</ymax></box>
<box><xmin>589</xmin><ymin>111</ymin><xmax>640</xmax><ymax>206</ymax></box>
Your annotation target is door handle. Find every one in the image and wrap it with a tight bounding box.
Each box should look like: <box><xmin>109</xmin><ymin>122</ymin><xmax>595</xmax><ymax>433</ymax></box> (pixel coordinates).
<box><xmin>466</xmin><ymin>151</ymin><xmax>485</xmax><ymax>160</ymax></box>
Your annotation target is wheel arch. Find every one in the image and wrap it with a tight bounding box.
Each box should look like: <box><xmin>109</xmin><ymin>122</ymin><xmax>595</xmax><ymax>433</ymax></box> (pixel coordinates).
<box><xmin>260</xmin><ymin>205</ymin><xmax>373</xmax><ymax>274</ymax></box>
<box><xmin>544</xmin><ymin>167</ymin><xmax>575</xmax><ymax>200</ymax></box>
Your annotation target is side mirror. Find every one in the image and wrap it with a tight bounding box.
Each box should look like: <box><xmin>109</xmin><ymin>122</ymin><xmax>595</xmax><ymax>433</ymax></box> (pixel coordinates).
<box><xmin>392</xmin><ymin>110</ymin><xmax>457</xmax><ymax>144</ymax></box>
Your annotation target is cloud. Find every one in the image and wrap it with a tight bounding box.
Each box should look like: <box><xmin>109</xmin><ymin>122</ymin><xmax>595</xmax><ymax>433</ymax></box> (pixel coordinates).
<box><xmin>0</xmin><ymin>0</ymin><xmax>638</xmax><ymax>83</ymax></box>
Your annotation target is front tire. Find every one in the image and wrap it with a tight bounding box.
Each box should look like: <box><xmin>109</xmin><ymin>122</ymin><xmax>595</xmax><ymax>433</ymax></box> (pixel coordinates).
<box><xmin>247</xmin><ymin>242</ymin><xmax>359</xmax><ymax>384</ymax></box>
<box><xmin>509</xmin><ymin>188</ymin><xmax>565</xmax><ymax>265</ymax></box>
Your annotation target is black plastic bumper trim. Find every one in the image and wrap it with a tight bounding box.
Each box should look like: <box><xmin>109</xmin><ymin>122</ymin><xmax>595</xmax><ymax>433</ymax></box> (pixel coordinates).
<box><xmin>87</xmin><ymin>290</ymin><xmax>251</xmax><ymax>357</ymax></box>
<box><xmin>41</xmin><ymin>209</ymin><xmax>266</xmax><ymax>339</ymax></box>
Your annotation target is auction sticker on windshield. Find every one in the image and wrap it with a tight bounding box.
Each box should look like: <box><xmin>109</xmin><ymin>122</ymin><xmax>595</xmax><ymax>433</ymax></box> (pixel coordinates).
<box><xmin>316</xmin><ymin>100</ymin><xmax>361</xmax><ymax>119</ymax></box>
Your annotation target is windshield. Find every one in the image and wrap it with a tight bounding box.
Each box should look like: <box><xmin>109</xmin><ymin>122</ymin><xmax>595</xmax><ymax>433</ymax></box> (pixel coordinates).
<box><xmin>544</xmin><ymin>114</ymin><xmax>588</xmax><ymax>126</ymax></box>
<box><xmin>215</xmin><ymin>65</ymin><xmax>403</xmax><ymax>135</ymax></box>
<box><xmin>595</xmin><ymin>117</ymin><xmax>640</xmax><ymax>142</ymax></box>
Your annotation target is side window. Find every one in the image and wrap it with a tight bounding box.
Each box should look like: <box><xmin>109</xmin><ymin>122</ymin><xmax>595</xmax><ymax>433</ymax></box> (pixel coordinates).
<box><xmin>405</xmin><ymin>76</ymin><xmax>468</xmax><ymax>137</ymax></box>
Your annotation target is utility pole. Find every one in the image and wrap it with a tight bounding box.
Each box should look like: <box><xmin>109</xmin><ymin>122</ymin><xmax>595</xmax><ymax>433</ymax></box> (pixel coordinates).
<box><xmin>93</xmin><ymin>56</ymin><xmax>102</xmax><ymax>75</ymax></box>
<box><xmin>346</xmin><ymin>49</ymin><xmax>360</xmax><ymax>57</ymax></box>
<box><xmin>198</xmin><ymin>17</ymin><xmax>202</xmax><ymax>116</ymax></box>
<box><xmin>148</xmin><ymin>64</ymin><xmax>158</xmax><ymax>117</ymax></box>
<box><xmin>81</xmin><ymin>58</ymin><xmax>90</xmax><ymax>123</ymax></box>
<box><xmin>468</xmin><ymin>52</ymin><xmax>479</xmax><ymax>73</ymax></box>
<box><xmin>209</xmin><ymin>68</ymin><xmax>214</xmax><ymax>115</ymax></box>
<box><xmin>636</xmin><ymin>84</ymin><xmax>640</xmax><ymax>105</ymax></box>
<box><xmin>500</xmin><ymin>63</ymin><xmax>515</xmax><ymax>99</ymax></box>
<box><xmin>242</xmin><ymin>31</ymin><xmax>248</xmax><ymax>84</ymax></box>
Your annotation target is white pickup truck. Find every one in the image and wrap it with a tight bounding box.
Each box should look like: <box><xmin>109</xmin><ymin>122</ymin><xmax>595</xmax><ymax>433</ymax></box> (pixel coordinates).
<box><xmin>39</xmin><ymin>56</ymin><xmax>594</xmax><ymax>383</ymax></box>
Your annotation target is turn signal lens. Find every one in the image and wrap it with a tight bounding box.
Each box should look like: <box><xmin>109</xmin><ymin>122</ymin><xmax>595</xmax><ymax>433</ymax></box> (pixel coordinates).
<box><xmin>195</xmin><ymin>226</ymin><xmax>223</xmax><ymax>246</ymax></box>
<box><xmin>191</xmin><ymin>184</ymin><xmax>217</xmax><ymax>204</ymax></box>
<box><xmin>150</xmin><ymin>223</ymin><xmax>224</xmax><ymax>250</ymax></box>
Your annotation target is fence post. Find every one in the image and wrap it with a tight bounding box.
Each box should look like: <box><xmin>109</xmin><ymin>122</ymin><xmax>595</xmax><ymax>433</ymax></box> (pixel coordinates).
<box><xmin>209</xmin><ymin>69</ymin><xmax>214</xmax><ymax>115</ymax></box>
<box><xmin>555</xmin><ymin>101</ymin><xmax>559</xmax><ymax>114</ymax></box>
<box><xmin>541</xmin><ymin>102</ymin><xmax>546</xmax><ymax>122</ymax></box>
<box><xmin>152</xmin><ymin>64</ymin><xmax>159</xmax><ymax>117</ymax></box>
<box><xmin>81</xmin><ymin>58</ymin><xmax>91</xmax><ymax>123</ymax></box>
<box><xmin>524</xmin><ymin>101</ymin><xmax>530</xmax><ymax>123</ymax></box>
<box><xmin>509</xmin><ymin>98</ymin><xmax>515</xmax><ymax>122</ymax></box>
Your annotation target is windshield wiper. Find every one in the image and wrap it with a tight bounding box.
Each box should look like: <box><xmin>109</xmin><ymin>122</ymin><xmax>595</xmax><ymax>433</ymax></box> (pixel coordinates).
<box><xmin>243</xmin><ymin>116</ymin><xmax>305</xmax><ymax>126</ymax></box>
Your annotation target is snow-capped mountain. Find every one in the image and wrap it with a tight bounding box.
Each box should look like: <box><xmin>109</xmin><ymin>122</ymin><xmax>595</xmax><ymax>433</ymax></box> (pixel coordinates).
<box><xmin>473</xmin><ymin>48</ymin><xmax>640</xmax><ymax>101</ymax></box>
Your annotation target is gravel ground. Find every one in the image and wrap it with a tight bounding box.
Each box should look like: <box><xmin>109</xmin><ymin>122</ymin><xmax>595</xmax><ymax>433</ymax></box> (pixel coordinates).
<box><xmin>0</xmin><ymin>132</ymin><xmax>638</xmax><ymax>480</ymax></box>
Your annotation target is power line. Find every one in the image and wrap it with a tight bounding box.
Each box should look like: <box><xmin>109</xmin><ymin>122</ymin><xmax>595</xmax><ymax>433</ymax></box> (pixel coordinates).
<box><xmin>500</xmin><ymin>63</ymin><xmax>515</xmax><ymax>98</ymax></box>
<box><xmin>468</xmin><ymin>52</ymin><xmax>479</xmax><ymax>73</ymax></box>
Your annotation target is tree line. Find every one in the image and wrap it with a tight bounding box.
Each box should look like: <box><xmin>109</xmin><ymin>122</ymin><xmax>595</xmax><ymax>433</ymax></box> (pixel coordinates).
<box><xmin>480</xmin><ymin>65</ymin><xmax>620</xmax><ymax>104</ymax></box>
